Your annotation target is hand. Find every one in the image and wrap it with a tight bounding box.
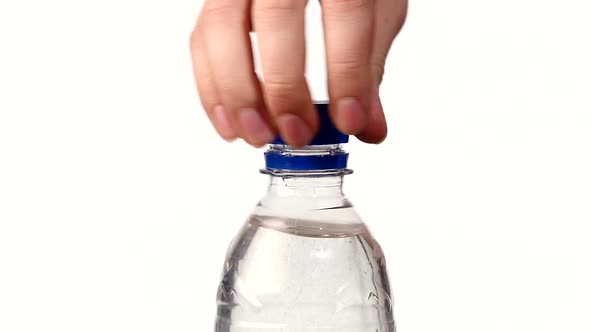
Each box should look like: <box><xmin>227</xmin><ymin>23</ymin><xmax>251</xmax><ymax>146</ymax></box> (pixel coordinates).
<box><xmin>190</xmin><ymin>0</ymin><xmax>407</xmax><ymax>147</ymax></box>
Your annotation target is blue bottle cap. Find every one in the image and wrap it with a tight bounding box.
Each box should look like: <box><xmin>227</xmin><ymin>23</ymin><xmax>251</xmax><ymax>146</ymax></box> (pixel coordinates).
<box><xmin>265</xmin><ymin>152</ymin><xmax>349</xmax><ymax>171</ymax></box>
<box><xmin>272</xmin><ymin>103</ymin><xmax>349</xmax><ymax>146</ymax></box>
<box><xmin>265</xmin><ymin>103</ymin><xmax>350</xmax><ymax>171</ymax></box>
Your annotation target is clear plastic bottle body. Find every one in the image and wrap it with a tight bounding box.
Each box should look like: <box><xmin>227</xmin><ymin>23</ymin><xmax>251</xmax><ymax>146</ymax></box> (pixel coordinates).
<box><xmin>215</xmin><ymin>174</ymin><xmax>395</xmax><ymax>331</ymax></box>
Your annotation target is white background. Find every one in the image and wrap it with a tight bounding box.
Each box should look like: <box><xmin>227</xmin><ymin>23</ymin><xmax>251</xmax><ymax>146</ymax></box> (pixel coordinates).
<box><xmin>1</xmin><ymin>0</ymin><xmax>589</xmax><ymax>331</ymax></box>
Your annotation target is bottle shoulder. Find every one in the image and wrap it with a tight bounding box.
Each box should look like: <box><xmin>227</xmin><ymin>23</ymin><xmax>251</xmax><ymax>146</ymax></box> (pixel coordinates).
<box><xmin>254</xmin><ymin>194</ymin><xmax>364</xmax><ymax>229</ymax></box>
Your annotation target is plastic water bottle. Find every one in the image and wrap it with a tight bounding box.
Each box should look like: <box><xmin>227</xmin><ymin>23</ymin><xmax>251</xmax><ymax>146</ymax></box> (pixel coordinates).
<box><xmin>215</xmin><ymin>103</ymin><xmax>395</xmax><ymax>331</ymax></box>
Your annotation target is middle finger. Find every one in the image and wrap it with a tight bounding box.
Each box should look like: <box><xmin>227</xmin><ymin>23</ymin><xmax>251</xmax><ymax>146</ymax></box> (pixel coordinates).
<box><xmin>253</xmin><ymin>0</ymin><xmax>318</xmax><ymax>146</ymax></box>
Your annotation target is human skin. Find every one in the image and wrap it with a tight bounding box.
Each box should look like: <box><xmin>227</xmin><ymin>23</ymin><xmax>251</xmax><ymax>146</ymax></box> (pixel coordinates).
<box><xmin>191</xmin><ymin>0</ymin><xmax>408</xmax><ymax>147</ymax></box>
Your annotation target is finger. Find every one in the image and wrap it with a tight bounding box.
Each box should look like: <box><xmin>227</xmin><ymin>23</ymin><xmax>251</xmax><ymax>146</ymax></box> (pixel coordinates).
<box><xmin>321</xmin><ymin>0</ymin><xmax>375</xmax><ymax>135</ymax></box>
<box><xmin>370</xmin><ymin>0</ymin><xmax>408</xmax><ymax>85</ymax></box>
<box><xmin>357</xmin><ymin>0</ymin><xmax>407</xmax><ymax>143</ymax></box>
<box><xmin>190</xmin><ymin>24</ymin><xmax>237</xmax><ymax>141</ymax></box>
<box><xmin>357</xmin><ymin>84</ymin><xmax>387</xmax><ymax>143</ymax></box>
<box><xmin>253</xmin><ymin>0</ymin><xmax>318</xmax><ymax>147</ymax></box>
<box><xmin>200</xmin><ymin>0</ymin><xmax>274</xmax><ymax>147</ymax></box>
<box><xmin>371</xmin><ymin>0</ymin><xmax>407</xmax><ymax>77</ymax></box>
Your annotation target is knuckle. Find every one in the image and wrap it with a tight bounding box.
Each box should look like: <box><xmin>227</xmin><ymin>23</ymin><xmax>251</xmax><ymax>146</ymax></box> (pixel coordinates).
<box><xmin>371</xmin><ymin>62</ymin><xmax>385</xmax><ymax>83</ymax></box>
<box><xmin>216</xmin><ymin>77</ymin><xmax>245</xmax><ymax>93</ymax></box>
<box><xmin>254</xmin><ymin>0</ymin><xmax>304</xmax><ymax>13</ymax></box>
<box><xmin>323</xmin><ymin>0</ymin><xmax>372</xmax><ymax>12</ymax></box>
<box><xmin>253</xmin><ymin>0</ymin><xmax>304</xmax><ymax>25</ymax></box>
<box><xmin>264</xmin><ymin>79</ymin><xmax>304</xmax><ymax>109</ymax></box>
<box><xmin>196</xmin><ymin>80</ymin><xmax>215</xmax><ymax>100</ymax></box>
<box><xmin>195</xmin><ymin>67</ymin><xmax>215</xmax><ymax>86</ymax></box>
<box><xmin>200</xmin><ymin>1</ymin><xmax>242</xmax><ymax>25</ymax></box>
<box><xmin>330</xmin><ymin>59</ymin><xmax>366</xmax><ymax>78</ymax></box>
<box><xmin>217</xmin><ymin>78</ymin><xmax>259</xmax><ymax>105</ymax></box>
<box><xmin>264</xmin><ymin>78</ymin><xmax>301</xmax><ymax>96</ymax></box>
<box><xmin>328</xmin><ymin>60</ymin><xmax>371</xmax><ymax>92</ymax></box>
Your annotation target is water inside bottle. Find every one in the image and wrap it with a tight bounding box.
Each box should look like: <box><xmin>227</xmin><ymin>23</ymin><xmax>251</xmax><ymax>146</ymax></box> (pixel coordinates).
<box><xmin>216</xmin><ymin>213</ymin><xmax>395</xmax><ymax>332</ymax></box>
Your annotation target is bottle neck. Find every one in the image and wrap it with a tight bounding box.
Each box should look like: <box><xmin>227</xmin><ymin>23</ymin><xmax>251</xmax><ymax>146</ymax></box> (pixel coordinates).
<box><xmin>261</xmin><ymin>144</ymin><xmax>352</xmax><ymax>208</ymax></box>
<box><xmin>258</xmin><ymin>174</ymin><xmax>349</xmax><ymax>214</ymax></box>
<box><xmin>266</xmin><ymin>175</ymin><xmax>345</xmax><ymax>199</ymax></box>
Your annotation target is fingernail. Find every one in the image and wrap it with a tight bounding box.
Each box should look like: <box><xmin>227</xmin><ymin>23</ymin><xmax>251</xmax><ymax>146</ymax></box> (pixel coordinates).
<box><xmin>276</xmin><ymin>113</ymin><xmax>313</xmax><ymax>147</ymax></box>
<box><xmin>212</xmin><ymin>105</ymin><xmax>237</xmax><ymax>141</ymax></box>
<box><xmin>336</xmin><ymin>97</ymin><xmax>368</xmax><ymax>135</ymax></box>
<box><xmin>238</xmin><ymin>108</ymin><xmax>274</xmax><ymax>147</ymax></box>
